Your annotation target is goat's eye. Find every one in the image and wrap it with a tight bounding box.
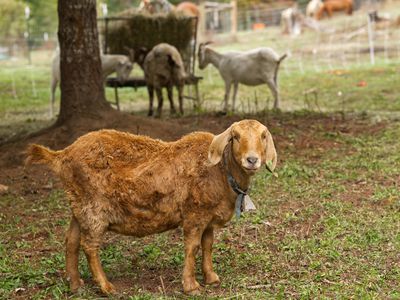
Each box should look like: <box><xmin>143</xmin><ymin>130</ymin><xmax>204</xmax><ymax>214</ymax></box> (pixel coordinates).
<box><xmin>233</xmin><ymin>134</ymin><xmax>240</xmax><ymax>141</ymax></box>
<box><xmin>261</xmin><ymin>132</ymin><xmax>267</xmax><ymax>139</ymax></box>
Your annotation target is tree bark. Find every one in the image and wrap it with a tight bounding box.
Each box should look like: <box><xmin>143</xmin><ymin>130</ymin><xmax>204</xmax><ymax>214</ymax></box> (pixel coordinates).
<box><xmin>56</xmin><ymin>0</ymin><xmax>111</xmax><ymax>125</ymax></box>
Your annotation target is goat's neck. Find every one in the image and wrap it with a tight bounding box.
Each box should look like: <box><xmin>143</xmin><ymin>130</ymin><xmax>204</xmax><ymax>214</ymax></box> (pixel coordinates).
<box><xmin>224</xmin><ymin>147</ymin><xmax>251</xmax><ymax>192</ymax></box>
<box><xmin>206</xmin><ymin>48</ymin><xmax>224</xmax><ymax>69</ymax></box>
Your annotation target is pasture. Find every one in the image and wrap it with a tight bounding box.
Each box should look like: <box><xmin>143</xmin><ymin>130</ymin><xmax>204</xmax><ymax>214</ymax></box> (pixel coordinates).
<box><xmin>1</xmin><ymin>5</ymin><xmax>400</xmax><ymax>300</ymax></box>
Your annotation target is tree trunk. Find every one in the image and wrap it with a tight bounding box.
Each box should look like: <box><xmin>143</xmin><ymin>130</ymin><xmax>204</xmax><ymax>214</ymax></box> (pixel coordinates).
<box><xmin>56</xmin><ymin>0</ymin><xmax>111</xmax><ymax>125</ymax></box>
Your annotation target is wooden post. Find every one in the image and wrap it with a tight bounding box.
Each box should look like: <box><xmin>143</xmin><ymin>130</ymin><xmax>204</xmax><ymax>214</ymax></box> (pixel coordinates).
<box><xmin>230</xmin><ymin>0</ymin><xmax>237</xmax><ymax>36</ymax></box>
<box><xmin>198</xmin><ymin>1</ymin><xmax>206</xmax><ymax>41</ymax></box>
<box><xmin>367</xmin><ymin>12</ymin><xmax>375</xmax><ymax>65</ymax></box>
<box><xmin>104</xmin><ymin>17</ymin><xmax>109</xmax><ymax>54</ymax></box>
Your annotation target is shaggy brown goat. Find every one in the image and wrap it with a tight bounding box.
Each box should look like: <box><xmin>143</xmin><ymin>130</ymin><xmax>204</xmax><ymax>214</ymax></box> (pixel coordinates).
<box><xmin>25</xmin><ymin>119</ymin><xmax>277</xmax><ymax>295</ymax></box>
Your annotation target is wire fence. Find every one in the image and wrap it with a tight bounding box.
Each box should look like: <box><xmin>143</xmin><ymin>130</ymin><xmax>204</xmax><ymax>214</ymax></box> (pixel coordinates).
<box><xmin>0</xmin><ymin>4</ymin><xmax>399</xmax><ymax>111</ymax></box>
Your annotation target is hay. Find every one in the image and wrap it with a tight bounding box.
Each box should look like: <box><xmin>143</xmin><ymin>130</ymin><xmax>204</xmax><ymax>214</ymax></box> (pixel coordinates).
<box><xmin>104</xmin><ymin>11</ymin><xmax>194</xmax><ymax>58</ymax></box>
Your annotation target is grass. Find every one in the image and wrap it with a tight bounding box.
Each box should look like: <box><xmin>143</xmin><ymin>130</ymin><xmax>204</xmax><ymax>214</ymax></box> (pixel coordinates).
<box><xmin>1</xmin><ymin>120</ymin><xmax>399</xmax><ymax>299</ymax></box>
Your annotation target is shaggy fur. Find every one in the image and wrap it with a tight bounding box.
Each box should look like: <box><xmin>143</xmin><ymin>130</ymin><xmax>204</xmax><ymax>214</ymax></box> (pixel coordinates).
<box><xmin>25</xmin><ymin>119</ymin><xmax>277</xmax><ymax>295</ymax></box>
<box><xmin>143</xmin><ymin>43</ymin><xmax>187</xmax><ymax>117</ymax></box>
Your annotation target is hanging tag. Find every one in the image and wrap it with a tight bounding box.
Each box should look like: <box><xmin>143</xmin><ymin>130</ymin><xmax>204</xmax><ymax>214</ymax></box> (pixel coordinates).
<box><xmin>243</xmin><ymin>195</ymin><xmax>256</xmax><ymax>212</ymax></box>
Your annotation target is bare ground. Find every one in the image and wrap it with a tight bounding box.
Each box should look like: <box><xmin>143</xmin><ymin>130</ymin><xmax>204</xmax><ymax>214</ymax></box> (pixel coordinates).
<box><xmin>0</xmin><ymin>111</ymin><xmax>391</xmax><ymax>298</ymax></box>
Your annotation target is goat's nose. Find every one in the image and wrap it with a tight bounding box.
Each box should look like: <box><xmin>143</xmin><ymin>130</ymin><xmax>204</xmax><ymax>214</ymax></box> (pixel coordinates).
<box><xmin>246</xmin><ymin>156</ymin><xmax>258</xmax><ymax>165</ymax></box>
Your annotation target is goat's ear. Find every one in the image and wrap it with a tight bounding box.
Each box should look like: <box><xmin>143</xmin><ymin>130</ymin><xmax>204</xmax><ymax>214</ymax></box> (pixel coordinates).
<box><xmin>207</xmin><ymin>124</ymin><xmax>235</xmax><ymax>166</ymax></box>
<box><xmin>198</xmin><ymin>41</ymin><xmax>212</xmax><ymax>51</ymax></box>
<box><xmin>265</xmin><ymin>131</ymin><xmax>277</xmax><ymax>173</ymax></box>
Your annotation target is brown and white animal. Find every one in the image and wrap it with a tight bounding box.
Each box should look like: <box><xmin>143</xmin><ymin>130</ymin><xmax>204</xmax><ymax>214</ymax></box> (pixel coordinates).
<box><xmin>281</xmin><ymin>5</ymin><xmax>304</xmax><ymax>36</ymax></box>
<box><xmin>50</xmin><ymin>51</ymin><xmax>133</xmax><ymax>116</ymax></box>
<box><xmin>316</xmin><ymin>0</ymin><xmax>353</xmax><ymax>20</ymax></box>
<box><xmin>25</xmin><ymin>119</ymin><xmax>277</xmax><ymax>295</ymax></box>
<box><xmin>306</xmin><ymin>0</ymin><xmax>323</xmax><ymax>18</ymax></box>
<box><xmin>143</xmin><ymin>43</ymin><xmax>187</xmax><ymax>117</ymax></box>
<box><xmin>198</xmin><ymin>43</ymin><xmax>287</xmax><ymax>112</ymax></box>
<box><xmin>139</xmin><ymin>0</ymin><xmax>199</xmax><ymax>18</ymax></box>
<box><xmin>176</xmin><ymin>1</ymin><xmax>200</xmax><ymax>18</ymax></box>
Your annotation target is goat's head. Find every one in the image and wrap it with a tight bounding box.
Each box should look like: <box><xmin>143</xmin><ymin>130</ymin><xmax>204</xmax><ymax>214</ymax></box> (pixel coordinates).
<box><xmin>116</xmin><ymin>58</ymin><xmax>133</xmax><ymax>82</ymax></box>
<box><xmin>208</xmin><ymin>120</ymin><xmax>277</xmax><ymax>175</ymax></box>
<box><xmin>123</xmin><ymin>46</ymin><xmax>148</xmax><ymax>70</ymax></box>
<box><xmin>198</xmin><ymin>42</ymin><xmax>212</xmax><ymax>70</ymax></box>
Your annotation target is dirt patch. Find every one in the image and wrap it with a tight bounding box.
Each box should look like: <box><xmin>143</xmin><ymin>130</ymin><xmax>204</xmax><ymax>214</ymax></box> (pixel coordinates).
<box><xmin>0</xmin><ymin>111</ymin><xmax>386</xmax><ymax>199</ymax></box>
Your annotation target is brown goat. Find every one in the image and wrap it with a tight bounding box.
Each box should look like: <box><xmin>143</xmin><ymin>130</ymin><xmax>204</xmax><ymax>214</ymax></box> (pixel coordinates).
<box><xmin>25</xmin><ymin>120</ymin><xmax>277</xmax><ymax>295</ymax></box>
<box><xmin>316</xmin><ymin>0</ymin><xmax>353</xmax><ymax>20</ymax></box>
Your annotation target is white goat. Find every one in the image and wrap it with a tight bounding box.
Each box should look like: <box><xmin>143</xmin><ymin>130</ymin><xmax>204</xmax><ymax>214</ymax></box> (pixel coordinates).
<box><xmin>50</xmin><ymin>51</ymin><xmax>133</xmax><ymax>116</ymax></box>
<box><xmin>198</xmin><ymin>43</ymin><xmax>286</xmax><ymax>111</ymax></box>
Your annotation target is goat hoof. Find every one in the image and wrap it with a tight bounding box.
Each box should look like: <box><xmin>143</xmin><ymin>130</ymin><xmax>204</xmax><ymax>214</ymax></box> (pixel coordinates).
<box><xmin>204</xmin><ymin>272</ymin><xmax>220</xmax><ymax>286</ymax></box>
<box><xmin>183</xmin><ymin>279</ymin><xmax>201</xmax><ymax>295</ymax></box>
<box><xmin>186</xmin><ymin>288</ymin><xmax>202</xmax><ymax>296</ymax></box>
<box><xmin>216</xmin><ymin>111</ymin><xmax>227</xmax><ymax>117</ymax></box>
<box><xmin>100</xmin><ymin>281</ymin><xmax>117</xmax><ymax>295</ymax></box>
<box><xmin>147</xmin><ymin>111</ymin><xmax>153</xmax><ymax>117</ymax></box>
<box><xmin>70</xmin><ymin>278</ymin><xmax>84</xmax><ymax>293</ymax></box>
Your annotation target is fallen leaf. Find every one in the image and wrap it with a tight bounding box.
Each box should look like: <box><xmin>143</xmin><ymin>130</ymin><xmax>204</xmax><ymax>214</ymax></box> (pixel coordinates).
<box><xmin>0</xmin><ymin>184</ymin><xmax>9</xmax><ymax>194</ymax></box>
<box><xmin>357</xmin><ymin>80</ymin><xmax>367</xmax><ymax>87</ymax></box>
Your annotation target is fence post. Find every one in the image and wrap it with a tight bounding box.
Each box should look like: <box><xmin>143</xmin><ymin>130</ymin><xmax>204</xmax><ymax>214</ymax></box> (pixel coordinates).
<box><xmin>198</xmin><ymin>1</ymin><xmax>206</xmax><ymax>40</ymax></box>
<box><xmin>367</xmin><ymin>11</ymin><xmax>375</xmax><ymax>65</ymax></box>
<box><xmin>25</xmin><ymin>6</ymin><xmax>31</xmax><ymax>65</ymax></box>
<box><xmin>230</xmin><ymin>0</ymin><xmax>237</xmax><ymax>37</ymax></box>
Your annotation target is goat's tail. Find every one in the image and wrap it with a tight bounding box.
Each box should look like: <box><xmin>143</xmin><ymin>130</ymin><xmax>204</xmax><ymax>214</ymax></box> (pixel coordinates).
<box><xmin>274</xmin><ymin>53</ymin><xmax>288</xmax><ymax>84</ymax></box>
<box><xmin>278</xmin><ymin>53</ymin><xmax>287</xmax><ymax>64</ymax></box>
<box><xmin>25</xmin><ymin>144</ymin><xmax>62</xmax><ymax>173</ymax></box>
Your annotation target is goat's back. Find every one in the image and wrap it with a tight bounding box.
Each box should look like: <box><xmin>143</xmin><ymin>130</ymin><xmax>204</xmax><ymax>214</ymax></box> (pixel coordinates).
<box><xmin>144</xmin><ymin>43</ymin><xmax>186</xmax><ymax>85</ymax></box>
<box><xmin>219</xmin><ymin>48</ymin><xmax>281</xmax><ymax>85</ymax></box>
<box><xmin>44</xmin><ymin>129</ymin><xmax>214</xmax><ymax>186</ymax></box>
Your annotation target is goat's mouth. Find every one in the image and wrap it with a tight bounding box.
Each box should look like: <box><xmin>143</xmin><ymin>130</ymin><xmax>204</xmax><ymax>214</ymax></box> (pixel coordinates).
<box><xmin>243</xmin><ymin>165</ymin><xmax>260</xmax><ymax>173</ymax></box>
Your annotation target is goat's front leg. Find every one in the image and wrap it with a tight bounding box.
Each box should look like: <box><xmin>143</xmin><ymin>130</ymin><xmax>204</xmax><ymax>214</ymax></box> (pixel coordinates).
<box><xmin>182</xmin><ymin>225</ymin><xmax>205</xmax><ymax>295</ymax></box>
<box><xmin>166</xmin><ymin>85</ymin><xmax>177</xmax><ymax>115</ymax></box>
<box><xmin>147</xmin><ymin>86</ymin><xmax>154</xmax><ymax>116</ymax></box>
<box><xmin>232</xmin><ymin>83</ymin><xmax>239</xmax><ymax>112</ymax></box>
<box><xmin>155</xmin><ymin>88</ymin><xmax>164</xmax><ymax>118</ymax></box>
<box><xmin>223</xmin><ymin>82</ymin><xmax>232</xmax><ymax>113</ymax></box>
<box><xmin>201</xmin><ymin>227</ymin><xmax>220</xmax><ymax>286</ymax></box>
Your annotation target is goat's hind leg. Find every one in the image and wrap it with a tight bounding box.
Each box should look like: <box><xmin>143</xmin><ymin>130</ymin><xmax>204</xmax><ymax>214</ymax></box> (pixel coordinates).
<box><xmin>232</xmin><ymin>83</ymin><xmax>239</xmax><ymax>112</ymax></box>
<box><xmin>80</xmin><ymin>227</ymin><xmax>116</xmax><ymax>295</ymax></box>
<box><xmin>147</xmin><ymin>86</ymin><xmax>154</xmax><ymax>116</ymax></box>
<box><xmin>167</xmin><ymin>85</ymin><xmax>177</xmax><ymax>115</ymax></box>
<box><xmin>66</xmin><ymin>215</ymin><xmax>84</xmax><ymax>292</ymax></box>
<box><xmin>267</xmin><ymin>78</ymin><xmax>280</xmax><ymax>110</ymax></box>
<box><xmin>155</xmin><ymin>88</ymin><xmax>164</xmax><ymax>118</ymax></box>
<box><xmin>222</xmin><ymin>82</ymin><xmax>232</xmax><ymax>114</ymax></box>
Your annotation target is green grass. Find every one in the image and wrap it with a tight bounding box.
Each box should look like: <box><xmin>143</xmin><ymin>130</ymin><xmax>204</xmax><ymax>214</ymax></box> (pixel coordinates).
<box><xmin>1</xmin><ymin>121</ymin><xmax>399</xmax><ymax>299</ymax></box>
